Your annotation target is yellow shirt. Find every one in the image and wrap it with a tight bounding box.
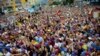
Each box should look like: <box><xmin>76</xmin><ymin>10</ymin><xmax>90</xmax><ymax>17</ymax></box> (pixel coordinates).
<box><xmin>82</xmin><ymin>44</ymin><xmax>88</xmax><ymax>50</ymax></box>
<box><xmin>31</xmin><ymin>40</ymin><xmax>38</xmax><ymax>45</ymax></box>
<box><xmin>58</xmin><ymin>53</ymin><xmax>61</xmax><ymax>56</ymax></box>
<box><xmin>17</xmin><ymin>22</ymin><xmax>22</xmax><ymax>27</ymax></box>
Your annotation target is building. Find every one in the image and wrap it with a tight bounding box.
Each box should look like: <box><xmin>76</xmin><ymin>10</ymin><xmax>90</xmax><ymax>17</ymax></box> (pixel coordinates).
<box><xmin>27</xmin><ymin>0</ymin><xmax>48</xmax><ymax>6</ymax></box>
<box><xmin>0</xmin><ymin>0</ymin><xmax>27</xmax><ymax>13</ymax></box>
<box><xmin>0</xmin><ymin>0</ymin><xmax>48</xmax><ymax>14</ymax></box>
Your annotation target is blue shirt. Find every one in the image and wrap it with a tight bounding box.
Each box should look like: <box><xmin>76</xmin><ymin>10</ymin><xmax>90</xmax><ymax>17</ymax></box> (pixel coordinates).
<box><xmin>91</xmin><ymin>43</ymin><xmax>100</xmax><ymax>51</ymax></box>
<box><xmin>35</xmin><ymin>36</ymin><xmax>43</xmax><ymax>43</ymax></box>
<box><xmin>81</xmin><ymin>51</ymin><xmax>86</xmax><ymax>56</ymax></box>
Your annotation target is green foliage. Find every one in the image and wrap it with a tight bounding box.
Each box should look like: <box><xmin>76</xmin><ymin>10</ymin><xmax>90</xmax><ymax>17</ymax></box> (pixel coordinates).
<box><xmin>63</xmin><ymin>0</ymin><xmax>74</xmax><ymax>5</ymax></box>
<box><xmin>83</xmin><ymin>0</ymin><xmax>88</xmax><ymax>1</ymax></box>
<box><xmin>68</xmin><ymin>0</ymin><xmax>74</xmax><ymax>4</ymax></box>
<box><xmin>49</xmin><ymin>0</ymin><xmax>61</xmax><ymax>5</ymax></box>
<box><xmin>0</xmin><ymin>8</ymin><xmax>2</xmax><ymax>13</ymax></box>
<box><xmin>52</xmin><ymin>1</ymin><xmax>61</xmax><ymax>5</ymax></box>
<box><xmin>7</xmin><ymin>7</ymin><xmax>13</xmax><ymax>12</ymax></box>
<box><xmin>49</xmin><ymin>0</ymin><xmax>74</xmax><ymax>5</ymax></box>
<box><xmin>63</xmin><ymin>0</ymin><xmax>68</xmax><ymax>5</ymax></box>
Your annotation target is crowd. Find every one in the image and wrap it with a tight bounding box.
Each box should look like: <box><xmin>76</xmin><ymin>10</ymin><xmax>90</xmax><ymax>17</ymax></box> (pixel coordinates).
<box><xmin>0</xmin><ymin>6</ymin><xmax>100</xmax><ymax>56</ymax></box>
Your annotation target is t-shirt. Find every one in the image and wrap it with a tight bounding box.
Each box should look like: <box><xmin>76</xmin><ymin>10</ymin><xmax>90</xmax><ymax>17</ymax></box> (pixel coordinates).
<box><xmin>31</xmin><ymin>40</ymin><xmax>38</xmax><ymax>45</ymax></box>
<box><xmin>0</xmin><ymin>42</ymin><xmax>4</xmax><ymax>47</ymax></box>
<box><xmin>81</xmin><ymin>51</ymin><xmax>86</xmax><ymax>56</ymax></box>
<box><xmin>82</xmin><ymin>44</ymin><xmax>88</xmax><ymax>50</ymax></box>
<box><xmin>17</xmin><ymin>22</ymin><xmax>22</xmax><ymax>27</ymax></box>
<box><xmin>78</xmin><ymin>49</ymin><xmax>84</xmax><ymax>56</ymax></box>
<box><xmin>4</xmin><ymin>52</ymin><xmax>11</xmax><ymax>56</ymax></box>
<box><xmin>87</xmin><ymin>41</ymin><xmax>93</xmax><ymax>47</ymax></box>
<box><xmin>91</xmin><ymin>43</ymin><xmax>100</xmax><ymax>51</ymax></box>
<box><xmin>66</xmin><ymin>53</ymin><xmax>71</xmax><ymax>56</ymax></box>
<box><xmin>35</xmin><ymin>36</ymin><xmax>43</xmax><ymax>43</ymax></box>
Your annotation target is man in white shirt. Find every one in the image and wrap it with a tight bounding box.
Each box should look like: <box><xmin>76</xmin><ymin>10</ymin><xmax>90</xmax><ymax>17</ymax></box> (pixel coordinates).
<box><xmin>2</xmin><ymin>48</ymin><xmax>11</xmax><ymax>56</ymax></box>
<box><xmin>5</xmin><ymin>52</ymin><xmax>11</xmax><ymax>56</ymax></box>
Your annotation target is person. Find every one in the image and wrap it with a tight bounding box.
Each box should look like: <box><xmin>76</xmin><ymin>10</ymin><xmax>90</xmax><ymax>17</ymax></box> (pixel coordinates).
<box><xmin>2</xmin><ymin>48</ymin><xmax>11</xmax><ymax>56</ymax></box>
<box><xmin>91</xmin><ymin>39</ymin><xmax>100</xmax><ymax>56</ymax></box>
<box><xmin>0</xmin><ymin>5</ymin><xmax>99</xmax><ymax>56</ymax></box>
<box><xmin>77</xmin><ymin>46</ymin><xmax>84</xmax><ymax>56</ymax></box>
<box><xmin>21</xmin><ymin>49</ymin><xmax>28</xmax><ymax>56</ymax></box>
<box><xmin>91</xmin><ymin>39</ymin><xmax>100</xmax><ymax>51</ymax></box>
<box><xmin>35</xmin><ymin>35</ymin><xmax>44</xmax><ymax>43</ymax></box>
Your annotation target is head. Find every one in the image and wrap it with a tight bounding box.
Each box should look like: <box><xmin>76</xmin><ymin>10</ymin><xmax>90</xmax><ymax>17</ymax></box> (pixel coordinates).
<box><xmin>2</xmin><ymin>48</ymin><xmax>8</xmax><ymax>53</ymax></box>
<box><xmin>95</xmin><ymin>39</ymin><xmax>100</xmax><ymax>46</ymax></box>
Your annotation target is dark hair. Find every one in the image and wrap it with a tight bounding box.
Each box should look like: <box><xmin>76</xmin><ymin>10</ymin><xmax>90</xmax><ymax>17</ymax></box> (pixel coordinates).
<box><xmin>3</xmin><ymin>48</ymin><xmax>9</xmax><ymax>52</ymax></box>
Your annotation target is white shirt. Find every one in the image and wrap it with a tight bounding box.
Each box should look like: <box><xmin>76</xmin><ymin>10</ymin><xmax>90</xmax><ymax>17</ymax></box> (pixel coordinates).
<box><xmin>55</xmin><ymin>42</ymin><xmax>62</xmax><ymax>48</ymax></box>
<box><xmin>66</xmin><ymin>53</ymin><xmax>71</xmax><ymax>56</ymax></box>
<box><xmin>6</xmin><ymin>44</ymin><xmax>11</xmax><ymax>47</ymax></box>
<box><xmin>4</xmin><ymin>52</ymin><xmax>11</xmax><ymax>56</ymax></box>
<box><xmin>87</xmin><ymin>41</ymin><xmax>93</xmax><ymax>47</ymax></box>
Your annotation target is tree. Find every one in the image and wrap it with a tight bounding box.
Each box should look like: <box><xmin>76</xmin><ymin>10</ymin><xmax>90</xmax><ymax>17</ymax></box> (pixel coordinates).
<box><xmin>49</xmin><ymin>0</ymin><xmax>61</xmax><ymax>5</ymax></box>
<box><xmin>49</xmin><ymin>0</ymin><xmax>74</xmax><ymax>6</ymax></box>
<box><xmin>62</xmin><ymin>0</ymin><xmax>74</xmax><ymax>5</ymax></box>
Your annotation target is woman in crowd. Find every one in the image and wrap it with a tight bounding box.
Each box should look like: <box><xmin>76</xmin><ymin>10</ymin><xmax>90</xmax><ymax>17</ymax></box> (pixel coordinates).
<box><xmin>0</xmin><ymin>6</ymin><xmax>100</xmax><ymax>56</ymax></box>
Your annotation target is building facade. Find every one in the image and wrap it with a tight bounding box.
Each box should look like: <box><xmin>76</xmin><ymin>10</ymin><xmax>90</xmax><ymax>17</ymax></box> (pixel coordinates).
<box><xmin>0</xmin><ymin>0</ymin><xmax>27</xmax><ymax>13</ymax></box>
<box><xmin>0</xmin><ymin>0</ymin><xmax>48</xmax><ymax>14</ymax></box>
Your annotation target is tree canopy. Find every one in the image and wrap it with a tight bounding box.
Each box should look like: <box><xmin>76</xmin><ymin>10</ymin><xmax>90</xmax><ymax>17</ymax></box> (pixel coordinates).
<box><xmin>50</xmin><ymin>0</ymin><xmax>74</xmax><ymax>5</ymax></box>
